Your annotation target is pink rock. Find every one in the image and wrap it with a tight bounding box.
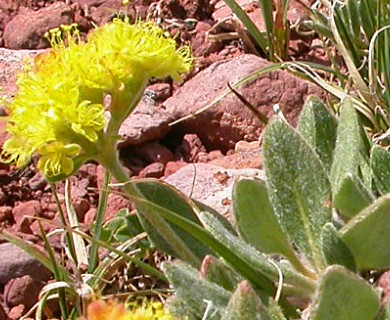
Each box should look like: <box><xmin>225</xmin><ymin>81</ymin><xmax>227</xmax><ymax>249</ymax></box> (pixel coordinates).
<box><xmin>197</xmin><ymin>150</ymin><xmax>225</xmax><ymax>163</ymax></box>
<box><xmin>72</xmin><ymin>197</ymin><xmax>90</xmax><ymax>222</ymax></box>
<box><xmin>164</xmin><ymin>161</ymin><xmax>188</xmax><ymax>177</ymax></box>
<box><xmin>12</xmin><ymin>200</ymin><xmax>42</xmax><ymax>233</ymax></box>
<box><xmin>139</xmin><ymin>162</ymin><xmax>165</xmax><ymax>179</ymax></box>
<box><xmin>175</xmin><ymin>133</ymin><xmax>206</xmax><ymax>162</ymax></box>
<box><xmin>378</xmin><ymin>270</ymin><xmax>390</xmax><ymax>305</ymax></box>
<box><xmin>8</xmin><ymin>304</ymin><xmax>25</xmax><ymax>320</ymax></box>
<box><xmin>84</xmin><ymin>207</ymin><xmax>97</xmax><ymax>225</ymax></box>
<box><xmin>29</xmin><ymin>220</ymin><xmax>51</xmax><ymax>236</ymax></box>
<box><xmin>3</xmin><ymin>2</ymin><xmax>74</xmax><ymax>49</ymax></box>
<box><xmin>192</xmin><ymin>21</ymin><xmax>223</xmax><ymax>57</ymax></box>
<box><xmin>164</xmin><ymin>54</ymin><xmax>323</xmax><ymax>151</ymax></box>
<box><xmin>4</xmin><ymin>275</ymin><xmax>43</xmax><ymax>309</ymax></box>
<box><xmin>210</xmin><ymin>148</ymin><xmax>263</xmax><ymax>169</ymax></box>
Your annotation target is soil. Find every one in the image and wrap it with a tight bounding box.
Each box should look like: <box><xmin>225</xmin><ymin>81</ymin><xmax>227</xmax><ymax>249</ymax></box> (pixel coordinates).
<box><xmin>0</xmin><ymin>0</ymin><xmax>346</xmax><ymax>319</ymax></box>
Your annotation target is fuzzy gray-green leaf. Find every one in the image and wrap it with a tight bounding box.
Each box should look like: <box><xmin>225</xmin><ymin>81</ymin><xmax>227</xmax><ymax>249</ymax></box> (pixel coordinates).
<box><xmin>330</xmin><ymin>98</ymin><xmax>371</xmax><ymax>199</ymax></box>
<box><xmin>200</xmin><ymin>255</ymin><xmax>243</xmax><ymax>292</ymax></box>
<box><xmin>199</xmin><ymin>211</ymin><xmax>316</xmax><ymax>300</ymax></box>
<box><xmin>263</xmin><ymin>119</ymin><xmax>331</xmax><ymax>271</ymax></box>
<box><xmin>298</xmin><ymin>95</ymin><xmax>338</xmax><ymax>172</ymax></box>
<box><xmin>371</xmin><ymin>145</ymin><xmax>390</xmax><ymax>195</ymax></box>
<box><xmin>340</xmin><ymin>194</ymin><xmax>390</xmax><ymax>270</ymax></box>
<box><xmin>321</xmin><ymin>223</ymin><xmax>356</xmax><ymax>271</ymax></box>
<box><xmin>232</xmin><ymin>178</ymin><xmax>296</xmax><ymax>260</ymax></box>
<box><xmin>310</xmin><ymin>266</ymin><xmax>381</xmax><ymax>320</ymax></box>
<box><xmin>134</xmin><ymin>180</ymin><xmax>211</xmax><ymax>263</ymax></box>
<box><xmin>163</xmin><ymin>260</ymin><xmax>230</xmax><ymax>319</ymax></box>
<box><xmin>221</xmin><ymin>281</ymin><xmax>270</xmax><ymax>320</ymax></box>
<box><xmin>333</xmin><ymin>173</ymin><xmax>374</xmax><ymax>219</ymax></box>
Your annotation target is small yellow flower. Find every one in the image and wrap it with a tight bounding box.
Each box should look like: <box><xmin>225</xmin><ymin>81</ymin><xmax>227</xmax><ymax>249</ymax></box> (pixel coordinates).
<box><xmin>37</xmin><ymin>142</ymin><xmax>81</xmax><ymax>177</ymax></box>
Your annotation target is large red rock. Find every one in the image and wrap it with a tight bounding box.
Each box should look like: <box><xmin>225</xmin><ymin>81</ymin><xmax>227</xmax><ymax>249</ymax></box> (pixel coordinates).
<box><xmin>3</xmin><ymin>2</ymin><xmax>74</xmax><ymax>49</ymax></box>
<box><xmin>163</xmin><ymin>54</ymin><xmax>324</xmax><ymax>151</ymax></box>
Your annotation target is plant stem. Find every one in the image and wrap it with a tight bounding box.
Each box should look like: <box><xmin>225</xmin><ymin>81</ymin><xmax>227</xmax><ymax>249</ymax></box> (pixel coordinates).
<box><xmin>89</xmin><ymin>170</ymin><xmax>111</xmax><ymax>273</ymax></box>
<box><xmin>98</xmin><ymin>146</ymin><xmax>201</xmax><ymax>267</ymax></box>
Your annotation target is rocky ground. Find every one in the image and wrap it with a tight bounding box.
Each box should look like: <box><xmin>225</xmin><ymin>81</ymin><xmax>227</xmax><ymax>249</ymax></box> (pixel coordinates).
<box><xmin>0</xmin><ymin>0</ymin><xmax>370</xmax><ymax>319</ymax></box>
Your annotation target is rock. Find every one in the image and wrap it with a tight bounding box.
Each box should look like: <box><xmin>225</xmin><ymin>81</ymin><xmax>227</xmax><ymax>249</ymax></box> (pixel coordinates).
<box><xmin>144</xmin><ymin>83</ymin><xmax>172</xmax><ymax>102</ymax></box>
<box><xmin>164</xmin><ymin>54</ymin><xmax>323</xmax><ymax>150</ymax></box>
<box><xmin>71</xmin><ymin>177</ymin><xmax>90</xmax><ymax>198</ymax></box>
<box><xmin>119</xmin><ymin>100</ymin><xmax>174</xmax><ymax>147</ymax></box>
<box><xmin>88</xmin><ymin>0</ymin><xmax>126</xmax><ymax>25</ymax></box>
<box><xmin>210</xmin><ymin>147</ymin><xmax>263</xmax><ymax>169</ymax></box>
<box><xmin>164</xmin><ymin>161</ymin><xmax>188</xmax><ymax>177</ymax></box>
<box><xmin>0</xmin><ymin>303</ymin><xmax>6</xmax><ymax>320</ymax></box>
<box><xmin>164</xmin><ymin>163</ymin><xmax>266</xmax><ymax>215</ymax></box>
<box><xmin>29</xmin><ymin>219</ymin><xmax>51</xmax><ymax>236</ymax></box>
<box><xmin>134</xmin><ymin>142</ymin><xmax>174</xmax><ymax>164</ymax></box>
<box><xmin>8</xmin><ymin>304</ymin><xmax>25</xmax><ymax>320</ymax></box>
<box><xmin>84</xmin><ymin>207</ymin><xmax>97</xmax><ymax>224</ymax></box>
<box><xmin>0</xmin><ymin>190</ymin><xmax>6</xmax><ymax>206</ymax></box>
<box><xmin>234</xmin><ymin>140</ymin><xmax>260</xmax><ymax>152</ymax></box>
<box><xmin>72</xmin><ymin>197</ymin><xmax>90</xmax><ymax>222</ymax></box>
<box><xmin>0</xmin><ymin>242</ymin><xmax>51</xmax><ymax>284</ymax></box>
<box><xmin>197</xmin><ymin>150</ymin><xmax>225</xmax><ymax>163</ymax></box>
<box><xmin>175</xmin><ymin>133</ymin><xmax>207</xmax><ymax>162</ymax></box>
<box><xmin>192</xmin><ymin>21</ymin><xmax>223</xmax><ymax>57</ymax></box>
<box><xmin>139</xmin><ymin>162</ymin><xmax>165</xmax><ymax>179</ymax></box>
<box><xmin>12</xmin><ymin>200</ymin><xmax>42</xmax><ymax>233</ymax></box>
<box><xmin>0</xmin><ymin>48</ymin><xmax>42</xmax><ymax>95</ymax></box>
<box><xmin>27</xmin><ymin>172</ymin><xmax>47</xmax><ymax>191</ymax></box>
<box><xmin>378</xmin><ymin>270</ymin><xmax>390</xmax><ymax>305</ymax></box>
<box><xmin>4</xmin><ymin>275</ymin><xmax>43</xmax><ymax>309</ymax></box>
<box><xmin>0</xmin><ymin>206</ymin><xmax>12</xmax><ymax>222</ymax></box>
<box><xmin>3</xmin><ymin>2</ymin><xmax>74</xmax><ymax>49</ymax></box>
<box><xmin>105</xmin><ymin>194</ymin><xmax>132</xmax><ymax>221</ymax></box>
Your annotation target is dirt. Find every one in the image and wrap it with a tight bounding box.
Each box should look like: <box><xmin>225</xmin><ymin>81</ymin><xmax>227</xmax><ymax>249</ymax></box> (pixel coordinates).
<box><xmin>0</xmin><ymin>0</ymin><xmax>335</xmax><ymax>319</ymax></box>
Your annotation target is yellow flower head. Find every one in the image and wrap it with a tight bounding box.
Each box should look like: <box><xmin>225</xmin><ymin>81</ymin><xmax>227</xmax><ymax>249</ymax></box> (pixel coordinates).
<box><xmin>1</xmin><ymin>20</ymin><xmax>192</xmax><ymax>180</ymax></box>
<box><xmin>83</xmin><ymin>299</ymin><xmax>175</xmax><ymax>320</ymax></box>
<box><xmin>83</xmin><ymin>19</ymin><xmax>193</xmax><ymax>91</ymax></box>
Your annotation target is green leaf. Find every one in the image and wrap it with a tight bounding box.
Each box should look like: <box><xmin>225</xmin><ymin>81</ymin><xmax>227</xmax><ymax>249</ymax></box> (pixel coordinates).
<box><xmin>340</xmin><ymin>194</ymin><xmax>390</xmax><ymax>270</ymax></box>
<box><xmin>221</xmin><ymin>281</ymin><xmax>270</xmax><ymax>320</ymax></box>
<box><xmin>263</xmin><ymin>118</ymin><xmax>331</xmax><ymax>271</ymax></box>
<box><xmin>371</xmin><ymin>145</ymin><xmax>390</xmax><ymax>195</ymax></box>
<box><xmin>133</xmin><ymin>179</ymin><xmax>212</xmax><ymax>264</ymax></box>
<box><xmin>163</xmin><ymin>260</ymin><xmax>231</xmax><ymax>319</ymax></box>
<box><xmin>321</xmin><ymin>223</ymin><xmax>356</xmax><ymax>271</ymax></box>
<box><xmin>232</xmin><ymin>178</ymin><xmax>314</xmax><ymax>278</ymax></box>
<box><xmin>198</xmin><ymin>212</ymin><xmax>315</xmax><ymax>304</ymax></box>
<box><xmin>200</xmin><ymin>255</ymin><xmax>243</xmax><ymax>292</ymax></box>
<box><xmin>298</xmin><ymin>95</ymin><xmax>338</xmax><ymax>172</ymax></box>
<box><xmin>330</xmin><ymin>98</ymin><xmax>371</xmax><ymax>201</ymax></box>
<box><xmin>333</xmin><ymin>173</ymin><xmax>374</xmax><ymax>219</ymax></box>
<box><xmin>310</xmin><ymin>266</ymin><xmax>381</xmax><ymax>320</ymax></box>
<box><xmin>232</xmin><ymin>178</ymin><xmax>296</xmax><ymax>260</ymax></box>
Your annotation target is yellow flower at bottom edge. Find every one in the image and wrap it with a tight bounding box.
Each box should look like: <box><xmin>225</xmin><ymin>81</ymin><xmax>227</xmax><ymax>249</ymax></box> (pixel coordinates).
<box><xmin>37</xmin><ymin>142</ymin><xmax>82</xmax><ymax>178</ymax></box>
<box><xmin>83</xmin><ymin>300</ymin><xmax>176</xmax><ymax>320</ymax></box>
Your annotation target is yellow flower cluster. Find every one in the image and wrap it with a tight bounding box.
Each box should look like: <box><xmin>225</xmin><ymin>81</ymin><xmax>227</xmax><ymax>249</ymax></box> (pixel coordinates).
<box><xmin>83</xmin><ymin>299</ymin><xmax>176</xmax><ymax>320</ymax></box>
<box><xmin>1</xmin><ymin>20</ymin><xmax>192</xmax><ymax>179</ymax></box>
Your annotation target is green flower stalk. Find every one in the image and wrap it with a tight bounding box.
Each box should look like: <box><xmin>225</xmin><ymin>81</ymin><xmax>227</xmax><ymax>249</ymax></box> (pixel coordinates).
<box><xmin>1</xmin><ymin>20</ymin><xmax>192</xmax><ymax>180</ymax></box>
